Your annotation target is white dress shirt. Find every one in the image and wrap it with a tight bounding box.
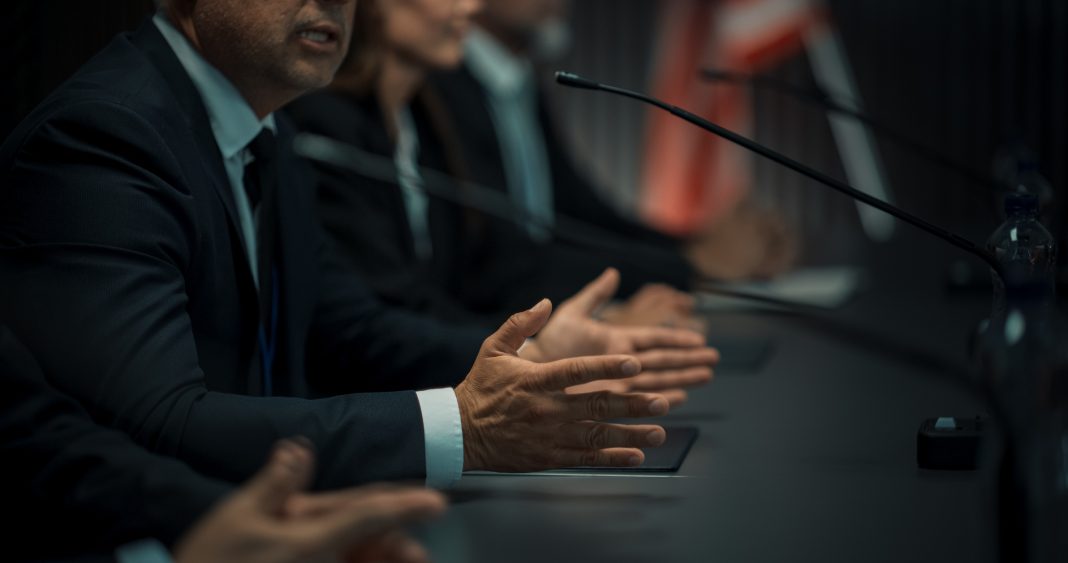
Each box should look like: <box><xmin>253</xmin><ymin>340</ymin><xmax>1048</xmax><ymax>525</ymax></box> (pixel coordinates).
<box><xmin>116</xmin><ymin>539</ymin><xmax>172</xmax><ymax>563</ymax></box>
<box><xmin>394</xmin><ymin>106</ymin><xmax>434</xmax><ymax>261</ymax></box>
<box><xmin>152</xmin><ymin>14</ymin><xmax>463</xmax><ymax>489</ymax></box>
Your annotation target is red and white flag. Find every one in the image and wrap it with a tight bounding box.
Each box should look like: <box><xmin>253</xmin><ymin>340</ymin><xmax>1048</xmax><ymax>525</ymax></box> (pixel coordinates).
<box><xmin>641</xmin><ymin>0</ymin><xmax>827</xmax><ymax>236</ymax></box>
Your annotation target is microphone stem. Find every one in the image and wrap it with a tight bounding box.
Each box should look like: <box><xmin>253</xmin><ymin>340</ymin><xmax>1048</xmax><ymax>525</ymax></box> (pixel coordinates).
<box><xmin>597</xmin><ymin>83</ymin><xmax>1003</xmax><ymax>276</ymax></box>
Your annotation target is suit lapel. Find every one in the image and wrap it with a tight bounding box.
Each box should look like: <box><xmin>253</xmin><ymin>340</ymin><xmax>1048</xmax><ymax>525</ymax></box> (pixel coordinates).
<box><xmin>130</xmin><ymin>21</ymin><xmax>258</xmax><ymax>299</ymax></box>
<box><xmin>351</xmin><ymin>93</ymin><xmax>420</xmax><ymax>260</ymax></box>
<box><xmin>450</xmin><ymin>66</ymin><xmax>510</xmax><ymax>196</ymax></box>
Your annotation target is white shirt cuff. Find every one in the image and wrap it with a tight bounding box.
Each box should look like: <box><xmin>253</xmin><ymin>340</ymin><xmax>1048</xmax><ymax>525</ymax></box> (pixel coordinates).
<box><xmin>115</xmin><ymin>539</ymin><xmax>173</xmax><ymax>563</ymax></box>
<box><xmin>415</xmin><ymin>387</ymin><xmax>464</xmax><ymax>489</ymax></box>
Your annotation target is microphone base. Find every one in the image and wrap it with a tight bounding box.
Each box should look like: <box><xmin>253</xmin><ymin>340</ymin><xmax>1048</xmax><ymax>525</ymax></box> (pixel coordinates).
<box><xmin>916</xmin><ymin>415</ymin><xmax>986</xmax><ymax>471</ymax></box>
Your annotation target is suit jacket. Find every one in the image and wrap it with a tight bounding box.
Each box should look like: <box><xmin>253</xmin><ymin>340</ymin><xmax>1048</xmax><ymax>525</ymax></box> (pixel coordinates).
<box><xmin>0</xmin><ymin>20</ymin><xmax>484</xmax><ymax>490</ymax></box>
<box><xmin>286</xmin><ymin>90</ymin><xmax>494</xmax><ymax>326</ymax></box>
<box><xmin>0</xmin><ymin>325</ymin><xmax>231</xmax><ymax>560</ymax></box>
<box><xmin>429</xmin><ymin>64</ymin><xmax>695</xmax><ymax>300</ymax></box>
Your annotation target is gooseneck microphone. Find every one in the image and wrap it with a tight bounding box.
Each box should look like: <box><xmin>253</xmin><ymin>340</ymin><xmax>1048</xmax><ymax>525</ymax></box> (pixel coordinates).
<box><xmin>698</xmin><ymin>68</ymin><xmax>1001</xmax><ymax>195</ymax></box>
<box><xmin>554</xmin><ymin>71</ymin><xmax>1003</xmax><ymax>277</ymax></box>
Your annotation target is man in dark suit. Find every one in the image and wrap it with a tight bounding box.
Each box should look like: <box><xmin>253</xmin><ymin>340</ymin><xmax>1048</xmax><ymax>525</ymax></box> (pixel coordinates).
<box><xmin>0</xmin><ymin>0</ymin><xmax>698</xmax><ymax>495</ymax></box>
<box><xmin>0</xmin><ymin>325</ymin><xmax>444</xmax><ymax>562</ymax></box>
<box><xmin>430</xmin><ymin>0</ymin><xmax>798</xmax><ymax>305</ymax></box>
<box><xmin>429</xmin><ymin>0</ymin><xmax>696</xmax><ymax>308</ymax></box>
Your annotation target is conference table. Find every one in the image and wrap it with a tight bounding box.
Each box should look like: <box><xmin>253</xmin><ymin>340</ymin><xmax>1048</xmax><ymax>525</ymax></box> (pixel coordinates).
<box><xmin>420</xmin><ymin>230</ymin><xmax>1002</xmax><ymax>563</ymax></box>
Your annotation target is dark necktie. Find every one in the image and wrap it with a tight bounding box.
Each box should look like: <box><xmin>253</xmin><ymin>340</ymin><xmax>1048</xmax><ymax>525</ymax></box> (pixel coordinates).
<box><xmin>243</xmin><ymin>129</ymin><xmax>280</xmax><ymax>395</ymax></box>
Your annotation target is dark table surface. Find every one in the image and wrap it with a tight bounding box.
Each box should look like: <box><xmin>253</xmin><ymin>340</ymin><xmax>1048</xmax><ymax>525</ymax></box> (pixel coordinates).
<box><xmin>421</xmin><ymin>231</ymin><xmax>1003</xmax><ymax>563</ymax></box>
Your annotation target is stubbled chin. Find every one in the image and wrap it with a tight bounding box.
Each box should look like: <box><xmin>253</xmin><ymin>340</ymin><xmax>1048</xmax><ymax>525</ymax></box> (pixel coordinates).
<box><xmin>283</xmin><ymin>62</ymin><xmax>340</xmax><ymax>91</ymax></box>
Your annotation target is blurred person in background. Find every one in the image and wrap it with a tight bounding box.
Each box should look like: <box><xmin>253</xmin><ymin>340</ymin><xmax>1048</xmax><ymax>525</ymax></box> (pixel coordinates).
<box><xmin>289</xmin><ymin>0</ymin><xmax>701</xmax><ymax>331</ymax></box>
<box><xmin>431</xmin><ymin>0</ymin><xmax>797</xmax><ymax>291</ymax></box>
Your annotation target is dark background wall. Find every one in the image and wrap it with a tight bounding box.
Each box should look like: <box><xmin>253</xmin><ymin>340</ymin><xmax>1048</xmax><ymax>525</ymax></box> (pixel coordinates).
<box><xmin>550</xmin><ymin>0</ymin><xmax>1068</xmax><ymax>264</ymax></box>
<box><xmin>2</xmin><ymin>0</ymin><xmax>155</xmax><ymax>138</ymax></box>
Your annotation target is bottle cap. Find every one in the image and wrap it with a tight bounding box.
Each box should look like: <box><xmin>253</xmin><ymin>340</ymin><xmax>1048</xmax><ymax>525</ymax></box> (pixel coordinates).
<box><xmin>1004</xmin><ymin>191</ymin><xmax>1039</xmax><ymax>215</ymax></box>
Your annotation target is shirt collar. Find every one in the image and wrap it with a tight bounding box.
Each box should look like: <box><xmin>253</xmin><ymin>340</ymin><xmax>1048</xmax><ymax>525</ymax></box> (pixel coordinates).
<box><xmin>464</xmin><ymin>27</ymin><xmax>534</xmax><ymax>99</ymax></box>
<box><xmin>153</xmin><ymin>13</ymin><xmax>276</xmax><ymax>160</ymax></box>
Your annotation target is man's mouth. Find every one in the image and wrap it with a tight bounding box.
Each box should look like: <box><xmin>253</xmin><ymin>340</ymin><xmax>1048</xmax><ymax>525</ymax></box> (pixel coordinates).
<box><xmin>298</xmin><ymin>29</ymin><xmax>335</xmax><ymax>44</ymax></box>
<box><xmin>295</xmin><ymin>22</ymin><xmax>342</xmax><ymax>47</ymax></box>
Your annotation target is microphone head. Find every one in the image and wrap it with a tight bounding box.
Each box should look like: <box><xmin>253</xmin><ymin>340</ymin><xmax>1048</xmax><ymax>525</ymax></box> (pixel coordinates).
<box><xmin>554</xmin><ymin>71</ymin><xmax>601</xmax><ymax>90</ymax></box>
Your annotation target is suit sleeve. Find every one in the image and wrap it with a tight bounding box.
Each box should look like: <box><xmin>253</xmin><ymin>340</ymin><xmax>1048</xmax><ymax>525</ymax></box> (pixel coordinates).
<box><xmin>0</xmin><ymin>327</ymin><xmax>231</xmax><ymax>556</ymax></box>
<box><xmin>0</xmin><ymin>101</ymin><xmax>427</xmax><ymax>488</ymax></box>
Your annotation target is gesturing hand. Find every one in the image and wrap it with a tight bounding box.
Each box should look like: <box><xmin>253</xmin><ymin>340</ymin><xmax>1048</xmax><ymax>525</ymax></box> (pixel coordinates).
<box><xmin>685</xmin><ymin>201</ymin><xmax>798</xmax><ymax>281</ymax></box>
<box><xmin>521</xmin><ymin>269</ymin><xmax>719</xmax><ymax>406</ymax></box>
<box><xmin>599</xmin><ymin>282</ymin><xmax>705</xmax><ymax>332</ymax></box>
<box><xmin>455</xmin><ymin>299</ymin><xmax>670</xmax><ymax>472</ymax></box>
<box><xmin>174</xmin><ymin>439</ymin><xmax>445</xmax><ymax>563</ymax></box>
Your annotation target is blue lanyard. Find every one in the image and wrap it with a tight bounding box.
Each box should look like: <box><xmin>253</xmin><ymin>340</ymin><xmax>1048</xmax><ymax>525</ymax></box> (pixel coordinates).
<box><xmin>257</xmin><ymin>267</ymin><xmax>279</xmax><ymax>396</ymax></box>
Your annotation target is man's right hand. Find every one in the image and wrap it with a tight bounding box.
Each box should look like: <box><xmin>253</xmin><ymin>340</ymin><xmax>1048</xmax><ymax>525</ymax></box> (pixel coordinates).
<box><xmin>685</xmin><ymin>201</ymin><xmax>798</xmax><ymax>282</ymax></box>
<box><xmin>455</xmin><ymin>299</ymin><xmax>670</xmax><ymax>472</ymax></box>
<box><xmin>174</xmin><ymin>439</ymin><xmax>445</xmax><ymax>563</ymax></box>
<box><xmin>599</xmin><ymin>282</ymin><xmax>708</xmax><ymax>335</ymax></box>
